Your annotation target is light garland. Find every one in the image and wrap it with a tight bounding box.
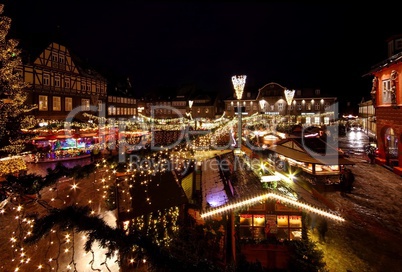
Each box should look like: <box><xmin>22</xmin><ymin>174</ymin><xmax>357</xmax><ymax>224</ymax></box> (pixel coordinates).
<box><xmin>200</xmin><ymin>192</ymin><xmax>345</xmax><ymax>222</ymax></box>
<box><xmin>284</xmin><ymin>89</ymin><xmax>295</xmax><ymax>106</ymax></box>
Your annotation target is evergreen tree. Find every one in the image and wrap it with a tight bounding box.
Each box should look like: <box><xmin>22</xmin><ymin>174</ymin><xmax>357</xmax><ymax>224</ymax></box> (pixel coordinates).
<box><xmin>0</xmin><ymin>3</ymin><xmax>36</xmax><ymax>156</ymax></box>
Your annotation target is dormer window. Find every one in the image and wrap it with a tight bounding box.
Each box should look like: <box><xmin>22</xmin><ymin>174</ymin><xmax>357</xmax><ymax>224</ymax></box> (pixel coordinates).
<box><xmin>396</xmin><ymin>38</ymin><xmax>402</xmax><ymax>50</ymax></box>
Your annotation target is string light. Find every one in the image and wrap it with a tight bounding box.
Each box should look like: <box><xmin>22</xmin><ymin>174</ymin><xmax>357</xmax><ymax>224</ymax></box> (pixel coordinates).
<box><xmin>201</xmin><ymin>192</ymin><xmax>345</xmax><ymax>222</ymax></box>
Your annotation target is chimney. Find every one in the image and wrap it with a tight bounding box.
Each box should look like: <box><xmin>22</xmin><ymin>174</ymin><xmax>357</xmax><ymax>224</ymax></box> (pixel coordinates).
<box><xmin>387</xmin><ymin>34</ymin><xmax>402</xmax><ymax>58</ymax></box>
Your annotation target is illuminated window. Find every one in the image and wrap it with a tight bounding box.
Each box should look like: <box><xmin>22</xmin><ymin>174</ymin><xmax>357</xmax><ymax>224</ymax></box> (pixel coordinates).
<box><xmin>39</xmin><ymin>95</ymin><xmax>48</xmax><ymax>111</ymax></box>
<box><xmin>382</xmin><ymin>79</ymin><xmax>392</xmax><ymax>104</ymax></box>
<box><xmin>239</xmin><ymin>214</ymin><xmax>266</xmax><ymax>241</ymax></box>
<box><xmin>81</xmin><ymin>99</ymin><xmax>90</xmax><ymax>111</ymax></box>
<box><xmin>108</xmin><ymin>106</ymin><xmax>114</xmax><ymax>115</ymax></box>
<box><xmin>98</xmin><ymin>100</ymin><xmax>103</xmax><ymax>112</ymax></box>
<box><xmin>65</xmin><ymin>97</ymin><xmax>72</xmax><ymax>111</ymax></box>
<box><xmin>53</xmin><ymin>96</ymin><xmax>61</xmax><ymax>111</ymax></box>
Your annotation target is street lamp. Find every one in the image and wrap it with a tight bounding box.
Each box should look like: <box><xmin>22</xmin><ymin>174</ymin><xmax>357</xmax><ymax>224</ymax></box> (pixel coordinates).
<box><xmin>284</xmin><ymin>89</ymin><xmax>295</xmax><ymax>123</ymax></box>
<box><xmin>232</xmin><ymin>75</ymin><xmax>247</xmax><ymax>153</ymax></box>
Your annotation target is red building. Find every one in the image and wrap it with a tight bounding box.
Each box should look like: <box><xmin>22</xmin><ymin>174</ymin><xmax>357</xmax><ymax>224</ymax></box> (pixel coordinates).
<box><xmin>367</xmin><ymin>34</ymin><xmax>402</xmax><ymax>175</ymax></box>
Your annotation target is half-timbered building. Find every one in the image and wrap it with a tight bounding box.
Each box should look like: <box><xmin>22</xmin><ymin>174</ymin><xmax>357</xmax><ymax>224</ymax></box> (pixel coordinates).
<box><xmin>18</xmin><ymin>42</ymin><xmax>107</xmax><ymax>122</ymax></box>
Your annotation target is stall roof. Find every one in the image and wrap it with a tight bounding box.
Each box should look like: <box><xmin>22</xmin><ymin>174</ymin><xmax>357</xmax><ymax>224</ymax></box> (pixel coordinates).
<box><xmin>268</xmin><ymin>138</ymin><xmax>355</xmax><ymax>165</ymax></box>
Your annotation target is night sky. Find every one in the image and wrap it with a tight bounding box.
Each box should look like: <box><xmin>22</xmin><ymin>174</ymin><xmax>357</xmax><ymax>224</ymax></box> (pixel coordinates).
<box><xmin>3</xmin><ymin>1</ymin><xmax>402</xmax><ymax>104</ymax></box>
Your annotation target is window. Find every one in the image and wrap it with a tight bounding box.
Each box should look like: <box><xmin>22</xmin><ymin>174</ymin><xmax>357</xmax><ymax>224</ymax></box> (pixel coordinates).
<box><xmin>315</xmin><ymin>89</ymin><xmax>320</xmax><ymax>95</ymax></box>
<box><xmin>52</xmin><ymin>53</ymin><xmax>58</xmax><ymax>62</ymax></box>
<box><xmin>87</xmin><ymin>83</ymin><xmax>91</xmax><ymax>92</ymax></box>
<box><xmin>39</xmin><ymin>95</ymin><xmax>48</xmax><ymax>111</ymax></box>
<box><xmin>278</xmin><ymin>103</ymin><xmax>283</xmax><ymax>111</ymax></box>
<box><xmin>59</xmin><ymin>55</ymin><xmax>65</xmax><ymax>63</ymax></box>
<box><xmin>96</xmin><ymin>85</ymin><xmax>100</xmax><ymax>93</ymax></box>
<box><xmin>64</xmin><ymin>78</ymin><xmax>70</xmax><ymax>88</ymax></box>
<box><xmin>314</xmin><ymin>117</ymin><xmax>320</xmax><ymax>124</ymax></box>
<box><xmin>296</xmin><ymin>90</ymin><xmax>301</xmax><ymax>96</ymax></box>
<box><xmin>108</xmin><ymin>96</ymin><xmax>113</xmax><ymax>102</ymax></box>
<box><xmin>54</xmin><ymin>76</ymin><xmax>60</xmax><ymax>87</ymax></box>
<box><xmin>305</xmin><ymin>117</ymin><xmax>311</xmax><ymax>124</ymax></box>
<box><xmin>307</xmin><ymin>103</ymin><xmax>311</xmax><ymax>110</ymax></box>
<box><xmin>297</xmin><ymin>103</ymin><xmax>302</xmax><ymax>110</ymax></box>
<box><xmin>239</xmin><ymin>214</ymin><xmax>266</xmax><ymax>241</ymax></box>
<box><xmin>65</xmin><ymin>97</ymin><xmax>72</xmax><ymax>111</ymax></box>
<box><xmin>43</xmin><ymin>74</ymin><xmax>50</xmax><ymax>86</ymax></box>
<box><xmin>81</xmin><ymin>99</ymin><xmax>90</xmax><ymax>111</ymax></box>
<box><xmin>53</xmin><ymin>96</ymin><xmax>61</xmax><ymax>111</ymax></box>
<box><xmin>314</xmin><ymin>103</ymin><xmax>320</xmax><ymax>110</ymax></box>
<box><xmin>98</xmin><ymin>100</ymin><xmax>103</xmax><ymax>112</ymax></box>
<box><xmin>382</xmin><ymin>79</ymin><xmax>392</xmax><ymax>104</ymax></box>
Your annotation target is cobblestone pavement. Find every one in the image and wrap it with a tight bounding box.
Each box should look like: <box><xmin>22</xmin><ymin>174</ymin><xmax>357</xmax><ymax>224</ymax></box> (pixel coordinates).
<box><xmin>299</xmin><ymin>155</ymin><xmax>402</xmax><ymax>272</ymax></box>
<box><xmin>0</xmin><ymin>158</ymin><xmax>120</xmax><ymax>272</ymax></box>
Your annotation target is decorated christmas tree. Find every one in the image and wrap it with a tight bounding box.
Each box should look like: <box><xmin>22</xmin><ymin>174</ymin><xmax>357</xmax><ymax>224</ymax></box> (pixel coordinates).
<box><xmin>0</xmin><ymin>3</ymin><xmax>37</xmax><ymax>156</ymax></box>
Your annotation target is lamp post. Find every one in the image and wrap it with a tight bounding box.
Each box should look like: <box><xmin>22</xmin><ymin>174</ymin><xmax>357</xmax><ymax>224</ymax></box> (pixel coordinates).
<box><xmin>284</xmin><ymin>89</ymin><xmax>295</xmax><ymax>124</ymax></box>
<box><xmin>232</xmin><ymin>75</ymin><xmax>246</xmax><ymax>153</ymax></box>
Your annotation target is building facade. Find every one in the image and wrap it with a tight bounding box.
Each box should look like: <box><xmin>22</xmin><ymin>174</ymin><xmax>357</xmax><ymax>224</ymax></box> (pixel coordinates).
<box><xmin>224</xmin><ymin>82</ymin><xmax>337</xmax><ymax>125</ymax></box>
<box><xmin>19</xmin><ymin>42</ymin><xmax>108</xmax><ymax>122</ymax></box>
<box><xmin>367</xmin><ymin>34</ymin><xmax>402</xmax><ymax>173</ymax></box>
<box><xmin>358</xmin><ymin>100</ymin><xmax>376</xmax><ymax>137</ymax></box>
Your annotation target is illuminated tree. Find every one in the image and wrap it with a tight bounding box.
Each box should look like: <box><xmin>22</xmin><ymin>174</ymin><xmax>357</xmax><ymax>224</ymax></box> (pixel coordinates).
<box><xmin>0</xmin><ymin>3</ymin><xmax>36</xmax><ymax>156</ymax></box>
